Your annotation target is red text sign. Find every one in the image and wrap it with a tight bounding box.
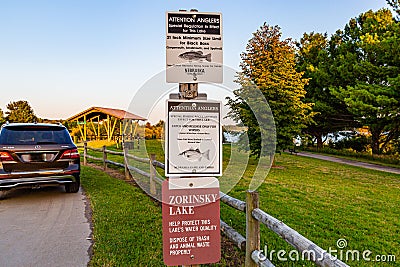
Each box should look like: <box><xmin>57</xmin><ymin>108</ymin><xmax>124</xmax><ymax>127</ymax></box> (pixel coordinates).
<box><xmin>162</xmin><ymin>177</ymin><xmax>221</xmax><ymax>266</ymax></box>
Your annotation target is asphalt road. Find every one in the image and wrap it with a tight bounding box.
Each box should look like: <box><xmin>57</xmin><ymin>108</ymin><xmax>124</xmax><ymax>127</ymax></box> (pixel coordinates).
<box><xmin>297</xmin><ymin>151</ymin><xmax>400</xmax><ymax>175</ymax></box>
<box><xmin>0</xmin><ymin>187</ymin><xmax>91</xmax><ymax>267</ymax></box>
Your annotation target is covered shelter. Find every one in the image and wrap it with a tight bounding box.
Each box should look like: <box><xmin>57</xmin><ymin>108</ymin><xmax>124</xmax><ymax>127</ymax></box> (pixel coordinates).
<box><xmin>67</xmin><ymin>106</ymin><xmax>146</xmax><ymax>142</ymax></box>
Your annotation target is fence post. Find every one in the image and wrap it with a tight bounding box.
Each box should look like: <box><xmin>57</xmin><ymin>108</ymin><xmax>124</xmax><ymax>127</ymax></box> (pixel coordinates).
<box><xmin>246</xmin><ymin>190</ymin><xmax>260</xmax><ymax>267</ymax></box>
<box><xmin>102</xmin><ymin>145</ymin><xmax>107</xmax><ymax>171</ymax></box>
<box><xmin>123</xmin><ymin>143</ymin><xmax>131</xmax><ymax>180</ymax></box>
<box><xmin>150</xmin><ymin>154</ymin><xmax>156</xmax><ymax>195</ymax></box>
<box><xmin>83</xmin><ymin>141</ymin><xmax>87</xmax><ymax>166</ymax></box>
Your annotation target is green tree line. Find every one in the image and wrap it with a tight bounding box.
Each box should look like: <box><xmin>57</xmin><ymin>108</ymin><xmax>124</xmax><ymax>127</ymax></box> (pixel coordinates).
<box><xmin>227</xmin><ymin>3</ymin><xmax>399</xmax><ymax>157</ymax></box>
<box><xmin>0</xmin><ymin>100</ymin><xmax>40</xmax><ymax>124</ymax></box>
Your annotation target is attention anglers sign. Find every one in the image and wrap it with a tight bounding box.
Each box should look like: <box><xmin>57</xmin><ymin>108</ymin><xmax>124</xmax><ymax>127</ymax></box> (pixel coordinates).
<box><xmin>166</xmin><ymin>11</ymin><xmax>223</xmax><ymax>83</ymax></box>
<box><xmin>165</xmin><ymin>99</ymin><xmax>222</xmax><ymax>177</ymax></box>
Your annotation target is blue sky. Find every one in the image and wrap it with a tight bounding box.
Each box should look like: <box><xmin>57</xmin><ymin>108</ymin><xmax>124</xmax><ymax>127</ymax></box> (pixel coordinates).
<box><xmin>0</xmin><ymin>0</ymin><xmax>390</xmax><ymax>121</ymax></box>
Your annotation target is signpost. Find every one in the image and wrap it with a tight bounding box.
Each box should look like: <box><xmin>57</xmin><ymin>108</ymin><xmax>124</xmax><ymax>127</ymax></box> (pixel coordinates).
<box><xmin>166</xmin><ymin>11</ymin><xmax>223</xmax><ymax>83</ymax></box>
<box><xmin>163</xmin><ymin>9</ymin><xmax>223</xmax><ymax>267</ymax></box>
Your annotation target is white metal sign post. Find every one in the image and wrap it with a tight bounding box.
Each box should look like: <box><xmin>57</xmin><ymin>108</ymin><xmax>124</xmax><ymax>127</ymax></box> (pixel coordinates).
<box><xmin>166</xmin><ymin>11</ymin><xmax>223</xmax><ymax>83</ymax></box>
<box><xmin>163</xmin><ymin>9</ymin><xmax>223</xmax><ymax>267</ymax></box>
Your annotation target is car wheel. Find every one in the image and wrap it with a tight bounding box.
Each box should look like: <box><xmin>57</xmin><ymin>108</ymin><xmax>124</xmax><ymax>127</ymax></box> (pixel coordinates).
<box><xmin>65</xmin><ymin>176</ymin><xmax>80</xmax><ymax>193</ymax></box>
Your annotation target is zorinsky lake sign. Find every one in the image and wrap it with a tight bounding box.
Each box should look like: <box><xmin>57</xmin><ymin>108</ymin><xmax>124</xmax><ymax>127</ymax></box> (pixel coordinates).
<box><xmin>162</xmin><ymin>177</ymin><xmax>221</xmax><ymax>266</ymax></box>
<box><xmin>165</xmin><ymin>99</ymin><xmax>222</xmax><ymax>177</ymax></box>
<box><xmin>166</xmin><ymin>11</ymin><xmax>223</xmax><ymax>83</ymax></box>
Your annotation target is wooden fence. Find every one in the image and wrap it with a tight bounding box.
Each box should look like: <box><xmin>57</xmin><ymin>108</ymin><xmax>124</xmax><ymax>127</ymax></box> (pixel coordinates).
<box><xmin>81</xmin><ymin>142</ymin><xmax>349</xmax><ymax>267</ymax></box>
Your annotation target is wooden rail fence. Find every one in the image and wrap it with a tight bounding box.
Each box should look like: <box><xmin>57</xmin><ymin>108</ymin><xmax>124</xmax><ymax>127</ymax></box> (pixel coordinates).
<box><xmin>81</xmin><ymin>142</ymin><xmax>349</xmax><ymax>267</ymax></box>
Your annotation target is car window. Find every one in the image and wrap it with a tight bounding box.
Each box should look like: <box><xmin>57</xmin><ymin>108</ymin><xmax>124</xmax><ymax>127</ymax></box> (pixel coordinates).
<box><xmin>0</xmin><ymin>126</ymin><xmax>74</xmax><ymax>145</ymax></box>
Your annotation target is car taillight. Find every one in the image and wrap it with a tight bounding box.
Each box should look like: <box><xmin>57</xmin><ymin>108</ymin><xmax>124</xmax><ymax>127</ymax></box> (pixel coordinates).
<box><xmin>60</xmin><ymin>149</ymin><xmax>80</xmax><ymax>159</ymax></box>
<box><xmin>0</xmin><ymin>151</ymin><xmax>14</xmax><ymax>161</ymax></box>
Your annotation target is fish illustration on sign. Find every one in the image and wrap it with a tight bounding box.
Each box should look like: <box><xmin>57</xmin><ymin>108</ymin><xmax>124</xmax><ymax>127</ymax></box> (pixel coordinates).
<box><xmin>178</xmin><ymin>51</ymin><xmax>212</xmax><ymax>62</ymax></box>
<box><xmin>178</xmin><ymin>148</ymin><xmax>210</xmax><ymax>161</ymax></box>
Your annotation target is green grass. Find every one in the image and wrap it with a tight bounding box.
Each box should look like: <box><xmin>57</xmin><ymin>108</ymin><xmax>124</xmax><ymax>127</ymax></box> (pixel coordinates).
<box><xmin>82</xmin><ymin>141</ymin><xmax>400</xmax><ymax>266</ymax></box>
<box><xmin>81</xmin><ymin>164</ymin><xmax>243</xmax><ymax>266</ymax></box>
<box><xmin>220</xmin><ymin>153</ymin><xmax>400</xmax><ymax>266</ymax></box>
<box><xmin>81</xmin><ymin>166</ymin><xmax>164</xmax><ymax>266</ymax></box>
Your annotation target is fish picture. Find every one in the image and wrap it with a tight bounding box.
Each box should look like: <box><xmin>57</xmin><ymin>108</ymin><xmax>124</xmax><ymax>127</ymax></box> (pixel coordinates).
<box><xmin>178</xmin><ymin>148</ymin><xmax>210</xmax><ymax>162</ymax></box>
<box><xmin>178</xmin><ymin>51</ymin><xmax>212</xmax><ymax>62</ymax></box>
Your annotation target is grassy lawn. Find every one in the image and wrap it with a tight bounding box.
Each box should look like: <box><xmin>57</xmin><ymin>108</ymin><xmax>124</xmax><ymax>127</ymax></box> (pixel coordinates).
<box><xmin>221</xmin><ymin>153</ymin><xmax>400</xmax><ymax>266</ymax></box>
<box><xmin>81</xmin><ymin>165</ymin><xmax>243</xmax><ymax>266</ymax></box>
<box><xmin>81</xmin><ymin>166</ymin><xmax>164</xmax><ymax>266</ymax></box>
<box><xmin>82</xmin><ymin>140</ymin><xmax>400</xmax><ymax>266</ymax></box>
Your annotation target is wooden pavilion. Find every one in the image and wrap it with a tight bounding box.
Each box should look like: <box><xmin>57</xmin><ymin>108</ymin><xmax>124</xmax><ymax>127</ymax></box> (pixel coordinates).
<box><xmin>67</xmin><ymin>106</ymin><xmax>146</xmax><ymax>142</ymax></box>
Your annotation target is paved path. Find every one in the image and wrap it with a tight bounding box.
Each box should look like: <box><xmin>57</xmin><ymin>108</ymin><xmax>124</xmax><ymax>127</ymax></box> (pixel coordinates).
<box><xmin>296</xmin><ymin>151</ymin><xmax>400</xmax><ymax>175</ymax></box>
<box><xmin>0</xmin><ymin>187</ymin><xmax>92</xmax><ymax>267</ymax></box>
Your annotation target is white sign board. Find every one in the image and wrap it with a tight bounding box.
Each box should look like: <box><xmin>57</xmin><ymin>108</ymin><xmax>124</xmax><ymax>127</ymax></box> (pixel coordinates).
<box><xmin>166</xmin><ymin>100</ymin><xmax>222</xmax><ymax>176</ymax></box>
<box><xmin>166</xmin><ymin>11</ymin><xmax>223</xmax><ymax>83</ymax></box>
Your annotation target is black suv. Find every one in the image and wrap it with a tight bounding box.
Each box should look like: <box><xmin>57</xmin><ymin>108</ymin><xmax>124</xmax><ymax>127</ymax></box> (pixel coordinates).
<box><xmin>0</xmin><ymin>123</ymin><xmax>80</xmax><ymax>193</ymax></box>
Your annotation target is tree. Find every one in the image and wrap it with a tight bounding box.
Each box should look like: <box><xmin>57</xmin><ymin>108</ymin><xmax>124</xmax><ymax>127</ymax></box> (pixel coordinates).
<box><xmin>145</xmin><ymin>120</ymin><xmax>164</xmax><ymax>139</ymax></box>
<box><xmin>330</xmin><ymin>9</ymin><xmax>400</xmax><ymax>154</ymax></box>
<box><xmin>0</xmin><ymin>108</ymin><xmax>5</xmax><ymax>126</ymax></box>
<box><xmin>386</xmin><ymin>0</ymin><xmax>400</xmax><ymax>21</ymax></box>
<box><xmin>6</xmin><ymin>100</ymin><xmax>39</xmax><ymax>123</ymax></box>
<box><xmin>227</xmin><ymin>24</ymin><xmax>314</xmax><ymax>156</ymax></box>
<box><xmin>296</xmin><ymin>32</ymin><xmax>357</xmax><ymax>148</ymax></box>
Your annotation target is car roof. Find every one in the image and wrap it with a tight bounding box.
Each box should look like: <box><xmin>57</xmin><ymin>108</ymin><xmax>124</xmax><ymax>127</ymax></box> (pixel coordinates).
<box><xmin>1</xmin><ymin>122</ymin><xmax>65</xmax><ymax>129</ymax></box>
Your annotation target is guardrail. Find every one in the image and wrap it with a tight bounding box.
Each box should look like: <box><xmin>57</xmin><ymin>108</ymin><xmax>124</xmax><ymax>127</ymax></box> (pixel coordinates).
<box><xmin>81</xmin><ymin>142</ymin><xmax>349</xmax><ymax>267</ymax></box>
